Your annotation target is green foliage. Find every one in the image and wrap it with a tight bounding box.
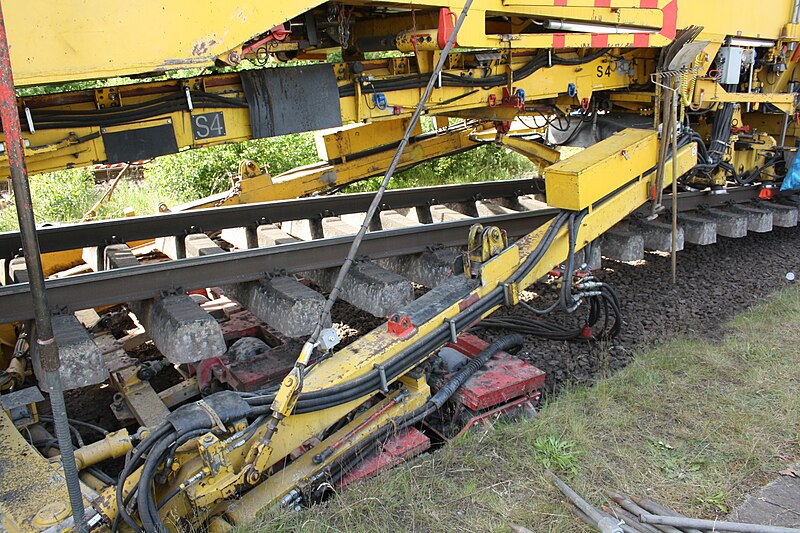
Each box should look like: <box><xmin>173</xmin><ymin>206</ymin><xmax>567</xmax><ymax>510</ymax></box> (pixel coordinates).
<box><xmin>145</xmin><ymin>134</ymin><xmax>318</xmax><ymax>201</ymax></box>
<box><xmin>693</xmin><ymin>490</ymin><xmax>730</xmax><ymax>515</ymax></box>
<box><xmin>343</xmin><ymin>144</ymin><xmax>535</xmax><ymax>193</ymax></box>
<box><xmin>0</xmin><ymin>168</ymin><xmax>97</xmax><ymax>231</ymax></box>
<box><xmin>533</xmin><ymin>434</ymin><xmax>580</xmax><ymax>475</ymax></box>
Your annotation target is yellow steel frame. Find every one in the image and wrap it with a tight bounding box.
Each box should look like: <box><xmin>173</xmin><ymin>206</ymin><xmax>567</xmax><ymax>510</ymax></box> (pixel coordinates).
<box><xmin>0</xmin><ymin>48</ymin><xmax>651</xmax><ymax>181</ymax></box>
<box><xmin>53</xmin><ymin>131</ymin><xmax>693</xmax><ymax>532</ymax></box>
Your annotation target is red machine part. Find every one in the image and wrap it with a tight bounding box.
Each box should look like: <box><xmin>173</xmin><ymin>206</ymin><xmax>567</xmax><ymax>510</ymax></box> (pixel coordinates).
<box><xmin>446</xmin><ymin>333</ymin><xmax>545</xmax><ymax>411</ymax></box>
<box><xmin>241</xmin><ymin>24</ymin><xmax>292</xmax><ymax>55</ymax></box>
<box><xmin>340</xmin><ymin>427</ymin><xmax>431</xmax><ymax>488</ymax></box>
<box><xmin>387</xmin><ymin>313</ymin><xmax>416</xmax><ymax>337</ymax></box>
<box><xmin>437</xmin><ymin>8</ymin><xmax>457</xmax><ymax>49</ymax></box>
<box><xmin>194</xmin><ymin>297</ymin><xmax>299</xmax><ymax>392</ymax></box>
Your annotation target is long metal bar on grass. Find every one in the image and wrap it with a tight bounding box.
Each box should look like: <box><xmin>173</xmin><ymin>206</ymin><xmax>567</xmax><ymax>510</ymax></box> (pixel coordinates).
<box><xmin>0</xmin><ymin>2</ymin><xmax>86</xmax><ymax>531</ymax></box>
<box><xmin>607</xmin><ymin>491</ymin><xmax>683</xmax><ymax>533</ymax></box>
<box><xmin>604</xmin><ymin>504</ymin><xmax>662</xmax><ymax>533</ymax></box>
<box><xmin>546</xmin><ymin>471</ymin><xmax>624</xmax><ymax>533</ymax></box>
<box><xmin>631</xmin><ymin>497</ymin><xmax>703</xmax><ymax>533</ymax></box>
<box><xmin>640</xmin><ymin>513</ymin><xmax>800</xmax><ymax>533</ymax></box>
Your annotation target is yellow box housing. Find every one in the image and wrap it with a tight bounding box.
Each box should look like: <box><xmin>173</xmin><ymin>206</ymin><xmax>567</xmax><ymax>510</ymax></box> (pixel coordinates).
<box><xmin>544</xmin><ymin>128</ymin><xmax>659</xmax><ymax>211</ymax></box>
<box><xmin>315</xmin><ymin>119</ymin><xmax>422</xmax><ymax>162</ymax></box>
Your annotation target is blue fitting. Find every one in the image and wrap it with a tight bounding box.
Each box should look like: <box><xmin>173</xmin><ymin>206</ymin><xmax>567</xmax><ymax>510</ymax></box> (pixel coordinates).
<box><xmin>567</xmin><ymin>83</ymin><xmax>577</xmax><ymax>98</ymax></box>
<box><xmin>515</xmin><ymin>88</ymin><xmax>526</xmax><ymax>101</ymax></box>
<box><xmin>372</xmin><ymin>93</ymin><xmax>388</xmax><ymax>110</ymax></box>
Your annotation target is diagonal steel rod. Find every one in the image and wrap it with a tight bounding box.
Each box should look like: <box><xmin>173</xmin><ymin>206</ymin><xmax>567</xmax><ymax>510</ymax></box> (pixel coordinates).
<box><xmin>301</xmin><ymin>0</ymin><xmax>475</xmax><ymax>355</ymax></box>
<box><xmin>0</xmin><ymin>3</ymin><xmax>86</xmax><ymax>531</ymax></box>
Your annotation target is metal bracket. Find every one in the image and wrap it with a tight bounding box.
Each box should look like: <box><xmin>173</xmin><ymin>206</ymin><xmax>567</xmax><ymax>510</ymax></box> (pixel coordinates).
<box><xmin>373</xmin><ymin>363</ymin><xmax>389</xmax><ymax>393</ymax></box>
<box><xmin>445</xmin><ymin>317</ymin><xmax>458</xmax><ymax>343</ymax></box>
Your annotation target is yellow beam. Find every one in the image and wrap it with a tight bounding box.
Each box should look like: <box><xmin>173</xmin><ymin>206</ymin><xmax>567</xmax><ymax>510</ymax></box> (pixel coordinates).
<box><xmin>693</xmin><ymin>78</ymin><xmax>797</xmax><ymax>112</ymax></box>
<box><xmin>4</xmin><ymin>1</ymin><xmax>326</xmax><ymax>86</ymax></box>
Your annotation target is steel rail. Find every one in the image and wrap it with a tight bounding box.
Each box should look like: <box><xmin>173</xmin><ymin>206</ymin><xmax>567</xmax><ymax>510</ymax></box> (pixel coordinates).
<box><xmin>0</xmin><ymin>179</ymin><xmax>540</xmax><ymax>259</ymax></box>
<box><xmin>0</xmin><ymin>182</ymin><xmax>775</xmax><ymax>321</ymax></box>
<box><xmin>0</xmin><ymin>209</ymin><xmax>558</xmax><ymax>322</ymax></box>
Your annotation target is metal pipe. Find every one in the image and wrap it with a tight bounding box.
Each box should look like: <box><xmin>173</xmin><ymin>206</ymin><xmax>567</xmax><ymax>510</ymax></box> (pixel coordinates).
<box><xmin>780</xmin><ymin>111</ymin><xmax>791</xmax><ymax>147</ymax></box>
<box><xmin>640</xmin><ymin>513</ymin><xmax>800</xmax><ymax>533</ymax></box>
<box><xmin>670</xmin><ymin>79</ymin><xmax>679</xmax><ymax>285</ymax></box>
<box><xmin>546</xmin><ymin>471</ymin><xmax>623</xmax><ymax>533</ymax></box>
<box><xmin>0</xmin><ymin>3</ymin><xmax>87</xmax><ymax>531</ymax></box>
<box><xmin>631</xmin><ymin>497</ymin><xmax>703</xmax><ymax>533</ymax></box>
<box><xmin>607</xmin><ymin>491</ymin><xmax>683</xmax><ymax>533</ymax></box>
<box><xmin>605</xmin><ymin>504</ymin><xmax>662</xmax><ymax>533</ymax></box>
<box><xmin>541</xmin><ymin>20</ymin><xmax>654</xmax><ymax>34</ymax></box>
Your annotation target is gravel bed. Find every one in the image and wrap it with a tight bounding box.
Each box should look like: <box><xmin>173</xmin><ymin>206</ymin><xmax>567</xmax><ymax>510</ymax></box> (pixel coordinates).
<box><xmin>328</xmin><ymin>226</ymin><xmax>800</xmax><ymax>395</ymax></box>
<box><xmin>497</xmin><ymin>226</ymin><xmax>800</xmax><ymax>393</ymax></box>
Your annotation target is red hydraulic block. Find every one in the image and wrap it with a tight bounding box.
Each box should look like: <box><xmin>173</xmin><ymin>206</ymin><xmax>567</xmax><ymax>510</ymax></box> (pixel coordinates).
<box><xmin>340</xmin><ymin>427</ymin><xmax>430</xmax><ymax>488</ymax></box>
<box><xmin>447</xmin><ymin>333</ymin><xmax>545</xmax><ymax>411</ymax></box>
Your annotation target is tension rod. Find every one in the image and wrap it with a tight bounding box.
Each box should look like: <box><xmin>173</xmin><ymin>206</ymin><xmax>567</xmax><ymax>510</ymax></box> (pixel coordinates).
<box><xmin>0</xmin><ymin>2</ymin><xmax>87</xmax><ymax>531</ymax></box>
<box><xmin>298</xmin><ymin>0</ymin><xmax>476</xmax><ymax>364</ymax></box>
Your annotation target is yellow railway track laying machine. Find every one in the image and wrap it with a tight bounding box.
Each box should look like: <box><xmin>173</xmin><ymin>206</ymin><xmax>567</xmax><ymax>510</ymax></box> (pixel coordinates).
<box><xmin>0</xmin><ymin>1</ymin><xmax>798</xmax><ymax>532</ymax></box>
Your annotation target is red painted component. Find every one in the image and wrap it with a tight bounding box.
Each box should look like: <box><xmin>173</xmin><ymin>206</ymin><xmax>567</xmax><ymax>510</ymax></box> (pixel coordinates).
<box><xmin>437</xmin><ymin>8</ymin><xmax>457</xmax><ymax>50</ymax></box>
<box><xmin>193</xmin><ymin>298</ymin><xmax>299</xmax><ymax>392</ymax></box>
<box><xmin>759</xmin><ymin>187</ymin><xmax>777</xmax><ymax>200</ymax></box>
<box><xmin>581</xmin><ymin>325</ymin><xmax>592</xmax><ymax>338</ymax></box>
<box><xmin>241</xmin><ymin>24</ymin><xmax>292</xmax><ymax>55</ymax></box>
<box><xmin>731</xmin><ymin>125</ymin><xmax>751</xmax><ymax>134</ymax></box>
<box><xmin>446</xmin><ymin>333</ymin><xmax>545</xmax><ymax>411</ymax></box>
<box><xmin>552</xmin><ymin>33</ymin><xmax>566</xmax><ymax>49</ymax></box>
<box><xmin>659</xmin><ymin>0</ymin><xmax>678</xmax><ymax>39</ymax></box>
<box><xmin>340</xmin><ymin>427</ymin><xmax>431</xmax><ymax>488</ymax></box>
<box><xmin>581</xmin><ymin>97</ymin><xmax>591</xmax><ymax>111</ymax></box>
<box><xmin>388</xmin><ymin>313</ymin><xmax>415</xmax><ymax>337</ymax></box>
<box><xmin>451</xmin><ymin>395</ymin><xmax>539</xmax><ymax>440</ymax></box>
<box><xmin>633</xmin><ymin>33</ymin><xmax>650</xmax><ymax>48</ymax></box>
<box><xmin>487</xmin><ymin>93</ymin><xmax>498</xmax><ymax>107</ymax></box>
<box><xmin>591</xmin><ymin>33</ymin><xmax>609</xmax><ymax>48</ymax></box>
<box><xmin>458</xmin><ymin>293</ymin><xmax>480</xmax><ymax>312</ymax></box>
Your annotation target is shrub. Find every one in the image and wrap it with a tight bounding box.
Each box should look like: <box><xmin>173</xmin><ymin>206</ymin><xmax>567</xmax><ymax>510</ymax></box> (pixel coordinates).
<box><xmin>145</xmin><ymin>134</ymin><xmax>318</xmax><ymax>201</ymax></box>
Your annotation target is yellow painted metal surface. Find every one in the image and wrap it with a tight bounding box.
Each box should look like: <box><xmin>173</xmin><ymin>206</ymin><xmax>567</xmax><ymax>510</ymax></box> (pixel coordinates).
<box><xmin>693</xmin><ymin>78</ymin><xmax>797</xmax><ymax>112</ymax></box>
<box><xmin>544</xmin><ymin>129</ymin><xmax>659</xmax><ymax>211</ymax></box>
<box><xmin>315</xmin><ymin>119</ymin><xmax>423</xmax><ymax>162</ymax></box>
<box><xmin>4</xmin><ymin>1</ymin><xmax>326</xmax><ymax>86</ymax></box>
<box><xmin>0</xmin><ymin>0</ymin><xmax>792</xmax><ymax>89</ymax></box>
<box><xmin>0</xmin><ymin>409</ymin><xmax>89</xmax><ymax>532</ymax></box>
<box><xmin>198</xmin><ymin>124</ymin><xmax>484</xmax><ymax>208</ymax></box>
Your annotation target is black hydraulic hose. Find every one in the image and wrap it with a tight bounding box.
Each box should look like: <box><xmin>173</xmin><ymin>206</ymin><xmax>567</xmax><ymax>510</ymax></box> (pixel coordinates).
<box><xmin>137</xmin><ymin>433</ymin><xmax>177</xmax><ymax>533</ymax></box>
<box><xmin>339</xmin><ymin>48</ymin><xmax>609</xmax><ymax>97</ymax></box>
<box><xmin>429</xmin><ymin>334</ymin><xmax>523</xmax><ymax>408</ymax></box>
<box><xmin>322</xmin><ymin>335</ymin><xmax>524</xmax><ymax>485</ymax></box>
<box><xmin>244</xmin><ymin>211</ymin><xmax>573</xmax><ymax>414</ymax></box>
<box><xmin>115</xmin><ymin>424</ymin><xmax>172</xmax><ymax>533</ymax></box>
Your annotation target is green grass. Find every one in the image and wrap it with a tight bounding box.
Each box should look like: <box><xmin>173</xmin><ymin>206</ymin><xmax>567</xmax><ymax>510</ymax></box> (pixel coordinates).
<box><xmin>247</xmin><ymin>286</ymin><xmax>800</xmax><ymax>532</ymax></box>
